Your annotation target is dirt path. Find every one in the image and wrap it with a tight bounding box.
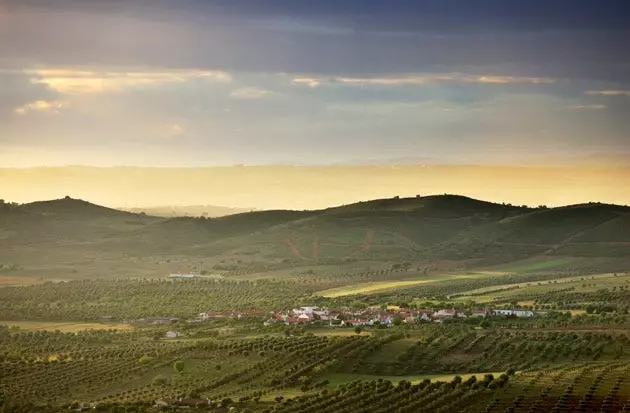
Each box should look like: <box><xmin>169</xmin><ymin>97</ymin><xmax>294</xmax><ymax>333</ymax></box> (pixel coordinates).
<box><xmin>544</xmin><ymin>216</ymin><xmax>622</xmax><ymax>254</ymax></box>
<box><xmin>284</xmin><ymin>239</ymin><xmax>307</xmax><ymax>260</ymax></box>
<box><xmin>361</xmin><ymin>229</ymin><xmax>374</xmax><ymax>251</ymax></box>
<box><xmin>312</xmin><ymin>237</ymin><xmax>319</xmax><ymax>261</ymax></box>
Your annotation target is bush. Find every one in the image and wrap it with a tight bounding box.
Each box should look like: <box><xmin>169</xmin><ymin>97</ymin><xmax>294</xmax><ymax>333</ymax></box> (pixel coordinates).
<box><xmin>137</xmin><ymin>355</ymin><xmax>153</xmax><ymax>364</ymax></box>
<box><xmin>152</xmin><ymin>375</ymin><xmax>168</xmax><ymax>386</ymax></box>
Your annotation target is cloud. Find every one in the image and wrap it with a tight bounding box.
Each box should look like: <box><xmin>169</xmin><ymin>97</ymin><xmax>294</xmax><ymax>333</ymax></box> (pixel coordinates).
<box><xmin>474</xmin><ymin>76</ymin><xmax>555</xmax><ymax>84</ymax></box>
<box><xmin>13</xmin><ymin>100</ymin><xmax>68</xmax><ymax>115</ymax></box>
<box><xmin>291</xmin><ymin>73</ymin><xmax>556</xmax><ymax>87</ymax></box>
<box><xmin>566</xmin><ymin>104</ymin><xmax>607</xmax><ymax>110</ymax></box>
<box><xmin>229</xmin><ymin>87</ymin><xmax>273</xmax><ymax>99</ymax></box>
<box><xmin>291</xmin><ymin>77</ymin><xmax>321</xmax><ymax>88</ymax></box>
<box><xmin>17</xmin><ymin>68</ymin><xmax>232</xmax><ymax>95</ymax></box>
<box><xmin>584</xmin><ymin>90</ymin><xmax>630</xmax><ymax>96</ymax></box>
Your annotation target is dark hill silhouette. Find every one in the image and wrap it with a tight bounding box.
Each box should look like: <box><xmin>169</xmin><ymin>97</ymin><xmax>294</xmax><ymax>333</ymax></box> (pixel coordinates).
<box><xmin>18</xmin><ymin>196</ymin><xmax>156</xmax><ymax>220</ymax></box>
<box><xmin>327</xmin><ymin>194</ymin><xmax>527</xmax><ymax>218</ymax></box>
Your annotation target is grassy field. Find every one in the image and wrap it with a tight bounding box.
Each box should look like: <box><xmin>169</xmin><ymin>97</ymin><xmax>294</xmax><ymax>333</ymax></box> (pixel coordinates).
<box><xmin>317</xmin><ymin>273</ymin><xmax>489</xmax><ymax>297</ymax></box>
<box><xmin>317</xmin><ymin>279</ymin><xmax>441</xmax><ymax>297</ymax></box>
<box><xmin>0</xmin><ymin>275</ymin><xmax>41</xmax><ymax>286</ymax></box>
<box><xmin>452</xmin><ymin>272</ymin><xmax>629</xmax><ymax>303</ymax></box>
<box><xmin>0</xmin><ymin>321</ymin><xmax>133</xmax><ymax>332</ymax></box>
<box><xmin>493</xmin><ymin>257</ymin><xmax>579</xmax><ymax>273</ymax></box>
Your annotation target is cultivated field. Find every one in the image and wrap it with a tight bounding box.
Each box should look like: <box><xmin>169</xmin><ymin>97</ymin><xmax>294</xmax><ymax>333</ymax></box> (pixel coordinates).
<box><xmin>2</xmin><ymin>195</ymin><xmax>630</xmax><ymax>412</ymax></box>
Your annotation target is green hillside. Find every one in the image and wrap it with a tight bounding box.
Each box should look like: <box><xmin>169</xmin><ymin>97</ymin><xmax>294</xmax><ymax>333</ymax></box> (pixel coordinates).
<box><xmin>1</xmin><ymin>195</ymin><xmax>629</xmax><ymax>280</ymax></box>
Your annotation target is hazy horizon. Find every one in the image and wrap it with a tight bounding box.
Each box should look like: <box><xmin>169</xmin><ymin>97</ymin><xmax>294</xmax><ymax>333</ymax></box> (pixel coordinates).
<box><xmin>2</xmin><ymin>164</ymin><xmax>628</xmax><ymax>210</ymax></box>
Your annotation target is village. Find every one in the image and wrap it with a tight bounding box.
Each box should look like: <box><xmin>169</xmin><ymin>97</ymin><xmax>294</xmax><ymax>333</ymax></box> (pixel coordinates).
<box><xmin>122</xmin><ymin>306</ymin><xmax>541</xmax><ymax>339</ymax></box>
<box><xmin>194</xmin><ymin>306</ymin><xmax>538</xmax><ymax>327</ymax></box>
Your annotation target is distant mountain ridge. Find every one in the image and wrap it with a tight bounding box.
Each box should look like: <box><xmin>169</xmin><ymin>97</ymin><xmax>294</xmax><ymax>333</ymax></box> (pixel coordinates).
<box><xmin>124</xmin><ymin>205</ymin><xmax>256</xmax><ymax>218</ymax></box>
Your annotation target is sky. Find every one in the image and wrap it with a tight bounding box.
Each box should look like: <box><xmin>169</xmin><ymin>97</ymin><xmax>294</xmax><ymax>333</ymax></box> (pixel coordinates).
<box><xmin>1</xmin><ymin>0</ymin><xmax>630</xmax><ymax>167</ymax></box>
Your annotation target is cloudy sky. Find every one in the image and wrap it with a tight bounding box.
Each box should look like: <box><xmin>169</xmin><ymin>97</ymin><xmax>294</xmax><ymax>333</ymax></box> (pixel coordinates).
<box><xmin>1</xmin><ymin>0</ymin><xmax>630</xmax><ymax>167</ymax></box>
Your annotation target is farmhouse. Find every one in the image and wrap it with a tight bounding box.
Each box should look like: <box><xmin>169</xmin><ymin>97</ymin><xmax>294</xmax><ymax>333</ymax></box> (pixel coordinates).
<box><xmin>165</xmin><ymin>330</ymin><xmax>180</xmax><ymax>338</ymax></box>
<box><xmin>168</xmin><ymin>272</ymin><xmax>200</xmax><ymax>278</ymax></box>
<box><xmin>470</xmin><ymin>309</ymin><xmax>489</xmax><ymax>318</ymax></box>
<box><xmin>433</xmin><ymin>309</ymin><xmax>466</xmax><ymax>318</ymax></box>
<box><xmin>134</xmin><ymin>317</ymin><xmax>179</xmax><ymax>325</ymax></box>
<box><xmin>342</xmin><ymin>319</ymin><xmax>369</xmax><ymax>326</ymax></box>
<box><xmin>493</xmin><ymin>309</ymin><xmax>535</xmax><ymax>318</ymax></box>
<box><xmin>298</xmin><ymin>313</ymin><xmax>313</xmax><ymax>322</ymax></box>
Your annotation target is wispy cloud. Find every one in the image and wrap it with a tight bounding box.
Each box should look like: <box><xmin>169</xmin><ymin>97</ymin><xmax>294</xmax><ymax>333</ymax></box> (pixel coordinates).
<box><xmin>566</xmin><ymin>104</ymin><xmax>607</xmax><ymax>110</ymax></box>
<box><xmin>229</xmin><ymin>87</ymin><xmax>273</xmax><ymax>100</ymax></box>
<box><xmin>13</xmin><ymin>100</ymin><xmax>68</xmax><ymax>115</ymax></box>
<box><xmin>17</xmin><ymin>68</ymin><xmax>232</xmax><ymax>95</ymax></box>
<box><xmin>291</xmin><ymin>77</ymin><xmax>321</xmax><ymax>88</ymax></box>
<box><xmin>584</xmin><ymin>90</ymin><xmax>630</xmax><ymax>96</ymax></box>
<box><xmin>291</xmin><ymin>73</ymin><xmax>556</xmax><ymax>87</ymax></box>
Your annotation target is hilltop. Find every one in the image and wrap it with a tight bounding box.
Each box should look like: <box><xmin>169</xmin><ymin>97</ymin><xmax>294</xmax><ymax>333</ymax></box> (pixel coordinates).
<box><xmin>1</xmin><ymin>194</ymin><xmax>629</xmax><ymax>281</ymax></box>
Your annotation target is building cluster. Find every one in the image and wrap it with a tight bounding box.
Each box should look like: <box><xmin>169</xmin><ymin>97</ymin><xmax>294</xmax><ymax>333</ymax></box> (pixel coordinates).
<box><xmin>258</xmin><ymin>306</ymin><xmax>536</xmax><ymax>327</ymax></box>
<box><xmin>129</xmin><ymin>307</ymin><xmax>537</xmax><ymax>335</ymax></box>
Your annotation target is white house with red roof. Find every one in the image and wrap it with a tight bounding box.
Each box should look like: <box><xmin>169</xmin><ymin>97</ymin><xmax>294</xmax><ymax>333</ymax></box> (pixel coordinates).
<box><xmin>342</xmin><ymin>319</ymin><xmax>369</xmax><ymax>327</ymax></box>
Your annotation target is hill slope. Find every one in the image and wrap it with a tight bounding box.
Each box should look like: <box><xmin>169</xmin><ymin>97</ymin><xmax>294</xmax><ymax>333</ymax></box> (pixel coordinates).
<box><xmin>1</xmin><ymin>195</ymin><xmax>629</xmax><ymax>279</ymax></box>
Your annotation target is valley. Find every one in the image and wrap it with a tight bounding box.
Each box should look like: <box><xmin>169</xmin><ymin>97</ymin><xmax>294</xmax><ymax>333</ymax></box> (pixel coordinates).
<box><xmin>1</xmin><ymin>195</ymin><xmax>630</xmax><ymax>412</ymax></box>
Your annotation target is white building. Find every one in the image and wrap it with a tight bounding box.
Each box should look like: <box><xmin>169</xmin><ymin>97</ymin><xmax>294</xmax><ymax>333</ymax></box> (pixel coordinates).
<box><xmin>293</xmin><ymin>306</ymin><xmax>318</xmax><ymax>315</ymax></box>
<box><xmin>165</xmin><ymin>331</ymin><xmax>180</xmax><ymax>338</ymax></box>
<box><xmin>297</xmin><ymin>313</ymin><xmax>313</xmax><ymax>322</ymax></box>
<box><xmin>433</xmin><ymin>309</ymin><xmax>466</xmax><ymax>318</ymax></box>
<box><xmin>493</xmin><ymin>309</ymin><xmax>535</xmax><ymax>318</ymax></box>
<box><xmin>169</xmin><ymin>273</ymin><xmax>200</xmax><ymax>278</ymax></box>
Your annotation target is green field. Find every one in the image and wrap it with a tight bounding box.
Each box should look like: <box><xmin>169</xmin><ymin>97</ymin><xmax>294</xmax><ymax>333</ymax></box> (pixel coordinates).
<box><xmin>0</xmin><ymin>320</ymin><xmax>133</xmax><ymax>332</ymax></box>
<box><xmin>317</xmin><ymin>278</ymin><xmax>443</xmax><ymax>297</ymax></box>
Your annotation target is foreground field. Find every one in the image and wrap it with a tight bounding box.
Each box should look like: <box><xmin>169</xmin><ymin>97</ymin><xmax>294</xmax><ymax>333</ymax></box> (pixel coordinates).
<box><xmin>3</xmin><ymin>323</ymin><xmax>630</xmax><ymax>412</ymax></box>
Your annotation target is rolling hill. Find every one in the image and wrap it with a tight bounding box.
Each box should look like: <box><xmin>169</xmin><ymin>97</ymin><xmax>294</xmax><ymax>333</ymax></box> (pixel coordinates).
<box><xmin>1</xmin><ymin>195</ymin><xmax>629</xmax><ymax>280</ymax></box>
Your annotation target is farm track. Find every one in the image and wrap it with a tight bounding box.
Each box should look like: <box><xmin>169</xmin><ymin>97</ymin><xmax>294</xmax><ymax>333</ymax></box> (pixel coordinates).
<box><xmin>544</xmin><ymin>215</ymin><xmax>625</xmax><ymax>254</ymax></box>
<box><xmin>283</xmin><ymin>239</ymin><xmax>307</xmax><ymax>261</ymax></box>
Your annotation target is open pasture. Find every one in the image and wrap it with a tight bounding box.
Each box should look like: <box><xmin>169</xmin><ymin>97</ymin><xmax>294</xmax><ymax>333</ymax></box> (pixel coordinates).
<box><xmin>0</xmin><ymin>320</ymin><xmax>133</xmax><ymax>332</ymax></box>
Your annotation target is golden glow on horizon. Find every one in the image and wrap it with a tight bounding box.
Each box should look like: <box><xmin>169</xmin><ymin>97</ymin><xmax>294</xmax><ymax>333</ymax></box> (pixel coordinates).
<box><xmin>0</xmin><ymin>165</ymin><xmax>627</xmax><ymax>211</ymax></box>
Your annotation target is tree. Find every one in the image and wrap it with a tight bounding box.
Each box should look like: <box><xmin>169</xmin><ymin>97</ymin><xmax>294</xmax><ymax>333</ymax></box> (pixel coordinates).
<box><xmin>354</xmin><ymin>326</ymin><xmax>363</xmax><ymax>335</ymax></box>
<box><xmin>173</xmin><ymin>360</ymin><xmax>185</xmax><ymax>373</ymax></box>
<box><xmin>392</xmin><ymin>316</ymin><xmax>403</xmax><ymax>326</ymax></box>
